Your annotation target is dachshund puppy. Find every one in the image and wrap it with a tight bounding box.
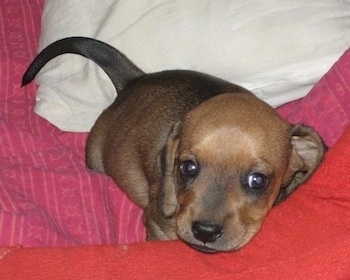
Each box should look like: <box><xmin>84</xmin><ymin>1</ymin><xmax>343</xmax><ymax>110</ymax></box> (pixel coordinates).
<box><xmin>23</xmin><ymin>37</ymin><xmax>326</xmax><ymax>253</ymax></box>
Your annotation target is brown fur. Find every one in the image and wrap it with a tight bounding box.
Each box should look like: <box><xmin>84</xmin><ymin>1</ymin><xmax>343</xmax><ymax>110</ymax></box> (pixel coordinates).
<box><xmin>86</xmin><ymin>75</ymin><xmax>325</xmax><ymax>252</ymax></box>
<box><xmin>23</xmin><ymin>37</ymin><xmax>326</xmax><ymax>253</ymax></box>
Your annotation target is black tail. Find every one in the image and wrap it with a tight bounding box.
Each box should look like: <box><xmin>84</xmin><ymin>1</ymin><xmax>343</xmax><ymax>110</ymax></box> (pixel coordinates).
<box><xmin>22</xmin><ymin>37</ymin><xmax>145</xmax><ymax>93</ymax></box>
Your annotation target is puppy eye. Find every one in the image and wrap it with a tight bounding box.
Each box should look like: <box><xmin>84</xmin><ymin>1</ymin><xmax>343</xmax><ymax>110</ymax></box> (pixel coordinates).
<box><xmin>247</xmin><ymin>173</ymin><xmax>268</xmax><ymax>190</ymax></box>
<box><xmin>179</xmin><ymin>160</ymin><xmax>199</xmax><ymax>179</ymax></box>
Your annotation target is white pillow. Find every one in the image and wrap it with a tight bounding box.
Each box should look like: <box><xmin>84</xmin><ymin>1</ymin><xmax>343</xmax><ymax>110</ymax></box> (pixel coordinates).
<box><xmin>35</xmin><ymin>0</ymin><xmax>350</xmax><ymax>132</ymax></box>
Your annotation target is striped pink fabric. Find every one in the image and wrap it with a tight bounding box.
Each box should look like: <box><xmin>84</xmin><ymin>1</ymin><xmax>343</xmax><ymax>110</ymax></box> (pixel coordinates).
<box><xmin>0</xmin><ymin>0</ymin><xmax>145</xmax><ymax>247</ymax></box>
<box><xmin>277</xmin><ymin>50</ymin><xmax>350</xmax><ymax>147</ymax></box>
<box><xmin>0</xmin><ymin>0</ymin><xmax>349</xmax><ymax>248</ymax></box>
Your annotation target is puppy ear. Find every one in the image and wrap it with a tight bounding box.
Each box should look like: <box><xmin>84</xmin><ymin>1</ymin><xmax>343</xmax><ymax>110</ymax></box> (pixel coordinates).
<box><xmin>158</xmin><ymin>122</ymin><xmax>182</xmax><ymax>218</ymax></box>
<box><xmin>275</xmin><ymin>124</ymin><xmax>327</xmax><ymax>204</ymax></box>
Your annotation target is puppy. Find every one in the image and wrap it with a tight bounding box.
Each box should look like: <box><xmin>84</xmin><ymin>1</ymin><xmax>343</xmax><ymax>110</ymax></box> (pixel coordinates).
<box><xmin>23</xmin><ymin>37</ymin><xmax>326</xmax><ymax>253</ymax></box>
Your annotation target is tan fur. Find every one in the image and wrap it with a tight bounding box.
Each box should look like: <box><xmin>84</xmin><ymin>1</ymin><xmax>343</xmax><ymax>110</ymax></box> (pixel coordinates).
<box><xmin>23</xmin><ymin>37</ymin><xmax>326</xmax><ymax>252</ymax></box>
<box><xmin>87</xmin><ymin>87</ymin><xmax>325</xmax><ymax>253</ymax></box>
<box><xmin>173</xmin><ymin>94</ymin><xmax>290</xmax><ymax>251</ymax></box>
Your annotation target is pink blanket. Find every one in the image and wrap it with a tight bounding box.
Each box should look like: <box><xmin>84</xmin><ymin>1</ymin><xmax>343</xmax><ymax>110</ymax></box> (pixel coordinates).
<box><xmin>0</xmin><ymin>0</ymin><xmax>144</xmax><ymax>246</ymax></box>
<box><xmin>0</xmin><ymin>0</ymin><xmax>349</xmax><ymax>248</ymax></box>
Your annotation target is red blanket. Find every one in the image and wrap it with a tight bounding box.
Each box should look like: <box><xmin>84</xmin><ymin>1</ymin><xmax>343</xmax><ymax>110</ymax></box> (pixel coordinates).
<box><xmin>1</xmin><ymin>125</ymin><xmax>350</xmax><ymax>279</ymax></box>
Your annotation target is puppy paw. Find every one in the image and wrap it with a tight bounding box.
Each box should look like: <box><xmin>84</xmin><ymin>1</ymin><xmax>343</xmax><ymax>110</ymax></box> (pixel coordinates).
<box><xmin>161</xmin><ymin>203</ymin><xmax>179</xmax><ymax>219</ymax></box>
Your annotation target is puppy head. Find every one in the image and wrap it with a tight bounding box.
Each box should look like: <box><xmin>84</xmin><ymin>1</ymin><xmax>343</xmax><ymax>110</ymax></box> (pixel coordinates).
<box><xmin>160</xmin><ymin>92</ymin><xmax>325</xmax><ymax>253</ymax></box>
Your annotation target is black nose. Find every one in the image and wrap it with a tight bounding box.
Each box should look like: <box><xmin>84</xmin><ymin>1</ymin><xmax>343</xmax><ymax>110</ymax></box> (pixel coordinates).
<box><xmin>192</xmin><ymin>220</ymin><xmax>224</xmax><ymax>244</ymax></box>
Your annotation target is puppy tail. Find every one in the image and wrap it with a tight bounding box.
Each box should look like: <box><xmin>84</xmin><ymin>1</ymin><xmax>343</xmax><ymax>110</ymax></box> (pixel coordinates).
<box><xmin>22</xmin><ymin>36</ymin><xmax>145</xmax><ymax>93</ymax></box>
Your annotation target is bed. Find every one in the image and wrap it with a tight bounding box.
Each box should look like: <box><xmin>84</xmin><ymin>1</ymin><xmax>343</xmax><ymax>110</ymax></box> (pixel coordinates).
<box><xmin>1</xmin><ymin>0</ymin><xmax>350</xmax><ymax>278</ymax></box>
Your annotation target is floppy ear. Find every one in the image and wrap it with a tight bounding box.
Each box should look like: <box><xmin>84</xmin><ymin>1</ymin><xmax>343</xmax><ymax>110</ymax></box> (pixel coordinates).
<box><xmin>275</xmin><ymin>124</ymin><xmax>327</xmax><ymax>204</ymax></box>
<box><xmin>158</xmin><ymin>122</ymin><xmax>182</xmax><ymax>218</ymax></box>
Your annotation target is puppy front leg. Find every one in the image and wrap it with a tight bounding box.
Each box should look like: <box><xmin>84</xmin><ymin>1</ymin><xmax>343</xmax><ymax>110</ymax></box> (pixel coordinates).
<box><xmin>144</xmin><ymin>203</ymin><xmax>177</xmax><ymax>241</ymax></box>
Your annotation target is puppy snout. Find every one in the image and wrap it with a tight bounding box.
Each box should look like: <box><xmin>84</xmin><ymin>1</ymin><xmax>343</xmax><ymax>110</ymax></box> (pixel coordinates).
<box><xmin>192</xmin><ymin>220</ymin><xmax>223</xmax><ymax>244</ymax></box>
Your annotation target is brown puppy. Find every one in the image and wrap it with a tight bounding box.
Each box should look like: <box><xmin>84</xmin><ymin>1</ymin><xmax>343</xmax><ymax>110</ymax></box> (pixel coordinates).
<box><xmin>23</xmin><ymin>37</ymin><xmax>326</xmax><ymax>253</ymax></box>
